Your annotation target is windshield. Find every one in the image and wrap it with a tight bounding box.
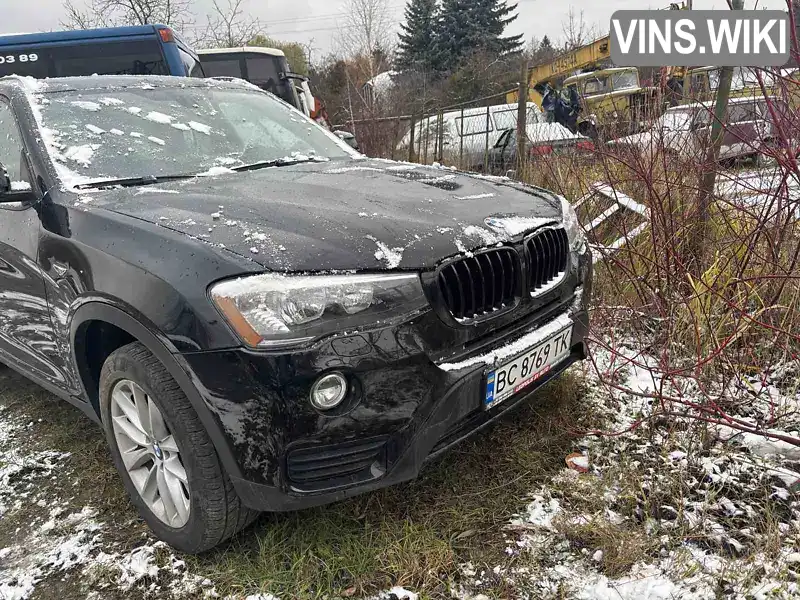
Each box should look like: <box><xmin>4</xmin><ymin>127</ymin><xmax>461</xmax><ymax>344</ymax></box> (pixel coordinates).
<box><xmin>611</xmin><ymin>70</ymin><xmax>638</xmax><ymax>91</ymax></box>
<box><xmin>582</xmin><ymin>76</ymin><xmax>610</xmax><ymax>96</ymax></box>
<box><xmin>35</xmin><ymin>82</ymin><xmax>352</xmax><ymax>184</ymax></box>
<box><xmin>659</xmin><ymin>109</ymin><xmax>694</xmax><ymax>131</ymax></box>
<box><xmin>493</xmin><ymin>106</ymin><xmax>542</xmax><ymax>129</ymax></box>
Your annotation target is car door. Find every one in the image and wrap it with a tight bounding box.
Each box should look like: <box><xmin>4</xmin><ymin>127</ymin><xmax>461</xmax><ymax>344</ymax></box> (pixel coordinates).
<box><xmin>491</xmin><ymin>129</ymin><xmax>513</xmax><ymax>171</ymax></box>
<box><xmin>0</xmin><ymin>98</ymin><xmax>64</xmax><ymax>388</ymax></box>
<box><xmin>722</xmin><ymin>101</ymin><xmax>761</xmax><ymax>159</ymax></box>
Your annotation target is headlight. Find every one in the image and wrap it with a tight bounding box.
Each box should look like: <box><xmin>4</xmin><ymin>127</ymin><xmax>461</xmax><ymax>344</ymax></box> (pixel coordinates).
<box><xmin>210</xmin><ymin>273</ymin><xmax>427</xmax><ymax>349</ymax></box>
<box><xmin>560</xmin><ymin>196</ymin><xmax>586</xmax><ymax>253</ymax></box>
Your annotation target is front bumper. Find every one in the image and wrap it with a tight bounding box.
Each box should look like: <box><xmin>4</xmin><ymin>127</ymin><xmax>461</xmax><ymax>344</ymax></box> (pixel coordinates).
<box><xmin>179</xmin><ymin>252</ymin><xmax>592</xmax><ymax>511</ymax></box>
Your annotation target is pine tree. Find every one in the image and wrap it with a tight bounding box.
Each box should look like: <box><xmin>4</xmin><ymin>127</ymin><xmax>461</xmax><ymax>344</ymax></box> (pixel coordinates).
<box><xmin>434</xmin><ymin>0</ymin><xmax>523</xmax><ymax>72</ymax></box>
<box><xmin>433</xmin><ymin>0</ymin><xmax>470</xmax><ymax>72</ymax></box>
<box><xmin>539</xmin><ymin>35</ymin><xmax>554</xmax><ymax>56</ymax></box>
<box><xmin>396</xmin><ymin>0</ymin><xmax>440</xmax><ymax>72</ymax></box>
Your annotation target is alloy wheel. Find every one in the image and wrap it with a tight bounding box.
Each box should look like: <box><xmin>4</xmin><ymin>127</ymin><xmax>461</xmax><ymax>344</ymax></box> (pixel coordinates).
<box><xmin>110</xmin><ymin>379</ymin><xmax>191</xmax><ymax>528</ymax></box>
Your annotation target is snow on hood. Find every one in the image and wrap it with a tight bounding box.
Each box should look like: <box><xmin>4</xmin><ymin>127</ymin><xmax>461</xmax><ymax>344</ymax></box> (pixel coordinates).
<box><xmin>87</xmin><ymin>159</ymin><xmax>564</xmax><ymax>272</ymax></box>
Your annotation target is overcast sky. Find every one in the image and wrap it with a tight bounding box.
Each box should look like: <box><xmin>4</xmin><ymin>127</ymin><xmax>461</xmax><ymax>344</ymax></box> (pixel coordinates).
<box><xmin>1</xmin><ymin>0</ymin><xmax>790</xmax><ymax>59</ymax></box>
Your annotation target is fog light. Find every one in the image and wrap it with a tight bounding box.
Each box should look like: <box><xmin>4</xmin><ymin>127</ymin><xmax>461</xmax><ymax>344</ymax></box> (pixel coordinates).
<box><xmin>310</xmin><ymin>372</ymin><xmax>348</xmax><ymax>410</ymax></box>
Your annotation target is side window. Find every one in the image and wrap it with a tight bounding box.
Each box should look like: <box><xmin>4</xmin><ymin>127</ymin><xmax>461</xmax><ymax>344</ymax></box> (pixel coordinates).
<box><xmin>492</xmin><ymin>109</ymin><xmax>518</xmax><ymax>130</ymax></box>
<box><xmin>201</xmin><ymin>58</ymin><xmax>244</xmax><ymax>78</ymax></box>
<box><xmin>583</xmin><ymin>77</ymin><xmax>608</xmax><ymax>96</ymax></box>
<box><xmin>456</xmin><ymin>114</ymin><xmax>493</xmax><ymax>136</ymax></box>
<box><xmin>0</xmin><ymin>102</ymin><xmax>23</xmax><ymax>183</ymax></box>
<box><xmin>728</xmin><ymin>102</ymin><xmax>759</xmax><ymax>124</ymax></box>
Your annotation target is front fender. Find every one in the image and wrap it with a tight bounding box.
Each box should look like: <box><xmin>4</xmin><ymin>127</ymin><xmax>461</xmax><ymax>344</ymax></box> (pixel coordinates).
<box><xmin>69</xmin><ymin>300</ymin><xmax>243</xmax><ymax>481</ymax></box>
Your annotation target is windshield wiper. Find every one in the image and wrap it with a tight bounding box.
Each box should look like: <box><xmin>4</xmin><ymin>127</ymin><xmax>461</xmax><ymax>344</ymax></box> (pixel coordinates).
<box><xmin>74</xmin><ymin>158</ymin><xmax>326</xmax><ymax>188</ymax></box>
<box><xmin>74</xmin><ymin>174</ymin><xmax>196</xmax><ymax>190</ymax></box>
<box><xmin>231</xmin><ymin>157</ymin><xmax>325</xmax><ymax>173</ymax></box>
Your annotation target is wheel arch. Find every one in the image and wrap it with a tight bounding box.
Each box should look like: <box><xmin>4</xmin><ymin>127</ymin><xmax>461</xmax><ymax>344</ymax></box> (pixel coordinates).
<box><xmin>69</xmin><ymin>300</ymin><xmax>243</xmax><ymax>480</ymax></box>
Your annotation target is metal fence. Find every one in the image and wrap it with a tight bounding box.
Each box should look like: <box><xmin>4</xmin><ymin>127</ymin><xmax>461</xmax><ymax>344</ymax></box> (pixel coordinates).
<box><xmin>337</xmin><ymin>89</ymin><xmax>529</xmax><ymax>173</ymax></box>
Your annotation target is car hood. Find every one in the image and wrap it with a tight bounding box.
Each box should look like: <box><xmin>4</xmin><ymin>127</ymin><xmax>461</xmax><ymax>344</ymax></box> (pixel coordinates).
<box><xmin>527</xmin><ymin>123</ymin><xmax>584</xmax><ymax>143</ymax></box>
<box><xmin>89</xmin><ymin>159</ymin><xmax>563</xmax><ymax>272</ymax></box>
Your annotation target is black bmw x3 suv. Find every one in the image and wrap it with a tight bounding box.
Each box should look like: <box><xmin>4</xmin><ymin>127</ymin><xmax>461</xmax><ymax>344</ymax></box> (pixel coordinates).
<box><xmin>0</xmin><ymin>75</ymin><xmax>591</xmax><ymax>552</ymax></box>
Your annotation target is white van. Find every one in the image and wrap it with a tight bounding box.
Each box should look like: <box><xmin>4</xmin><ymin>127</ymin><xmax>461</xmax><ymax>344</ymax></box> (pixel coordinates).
<box><xmin>398</xmin><ymin>103</ymin><xmax>584</xmax><ymax>169</ymax></box>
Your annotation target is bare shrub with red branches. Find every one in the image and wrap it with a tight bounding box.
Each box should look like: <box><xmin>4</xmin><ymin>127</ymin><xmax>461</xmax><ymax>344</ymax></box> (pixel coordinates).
<box><xmin>522</xmin><ymin>65</ymin><xmax>800</xmax><ymax>450</ymax></box>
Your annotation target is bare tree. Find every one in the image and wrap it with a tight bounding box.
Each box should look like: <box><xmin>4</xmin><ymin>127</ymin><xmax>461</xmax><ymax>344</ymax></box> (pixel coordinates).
<box><xmin>560</xmin><ymin>7</ymin><xmax>599</xmax><ymax>51</ymax></box>
<box><xmin>62</xmin><ymin>0</ymin><xmax>193</xmax><ymax>30</ymax></box>
<box><xmin>198</xmin><ymin>0</ymin><xmax>264</xmax><ymax>48</ymax></box>
<box><xmin>335</xmin><ymin>0</ymin><xmax>393</xmax><ymax>81</ymax></box>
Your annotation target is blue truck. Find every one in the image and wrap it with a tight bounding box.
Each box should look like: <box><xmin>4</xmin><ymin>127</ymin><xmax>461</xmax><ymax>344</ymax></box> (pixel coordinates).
<box><xmin>0</xmin><ymin>25</ymin><xmax>203</xmax><ymax>78</ymax></box>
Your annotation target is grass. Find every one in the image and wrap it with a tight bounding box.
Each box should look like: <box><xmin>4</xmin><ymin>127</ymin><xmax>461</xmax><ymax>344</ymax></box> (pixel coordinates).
<box><xmin>0</xmin><ymin>363</ymin><xmax>594</xmax><ymax>600</ymax></box>
<box><xmin>191</xmin><ymin>371</ymin><xmax>591</xmax><ymax>599</ymax></box>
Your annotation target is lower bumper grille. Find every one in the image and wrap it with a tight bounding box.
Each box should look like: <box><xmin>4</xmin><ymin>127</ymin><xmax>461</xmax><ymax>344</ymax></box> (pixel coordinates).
<box><xmin>287</xmin><ymin>436</ymin><xmax>388</xmax><ymax>490</ymax></box>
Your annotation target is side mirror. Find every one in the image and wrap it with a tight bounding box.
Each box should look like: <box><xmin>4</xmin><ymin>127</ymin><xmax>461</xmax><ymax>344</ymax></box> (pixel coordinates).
<box><xmin>334</xmin><ymin>130</ymin><xmax>360</xmax><ymax>151</ymax></box>
<box><xmin>0</xmin><ymin>166</ymin><xmax>9</xmax><ymax>194</ymax></box>
<box><xmin>0</xmin><ymin>164</ymin><xmax>37</xmax><ymax>205</ymax></box>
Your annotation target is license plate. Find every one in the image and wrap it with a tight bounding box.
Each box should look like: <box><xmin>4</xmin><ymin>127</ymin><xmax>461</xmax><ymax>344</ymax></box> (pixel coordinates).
<box><xmin>484</xmin><ymin>325</ymin><xmax>573</xmax><ymax>409</ymax></box>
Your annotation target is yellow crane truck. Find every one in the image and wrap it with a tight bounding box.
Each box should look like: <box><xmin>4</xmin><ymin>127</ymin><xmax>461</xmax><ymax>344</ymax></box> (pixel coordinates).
<box><xmin>507</xmin><ymin>2</ymin><xmax>688</xmax><ymax>139</ymax></box>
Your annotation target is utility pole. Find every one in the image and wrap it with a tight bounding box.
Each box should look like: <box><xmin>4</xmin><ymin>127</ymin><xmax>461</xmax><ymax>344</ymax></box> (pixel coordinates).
<box><xmin>516</xmin><ymin>58</ymin><xmax>530</xmax><ymax>175</ymax></box>
<box><xmin>691</xmin><ymin>0</ymin><xmax>744</xmax><ymax>272</ymax></box>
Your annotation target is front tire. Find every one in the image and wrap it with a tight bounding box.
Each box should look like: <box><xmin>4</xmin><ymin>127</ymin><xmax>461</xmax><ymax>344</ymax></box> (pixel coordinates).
<box><xmin>99</xmin><ymin>342</ymin><xmax>258</xmax><ymax>553</ymax></box>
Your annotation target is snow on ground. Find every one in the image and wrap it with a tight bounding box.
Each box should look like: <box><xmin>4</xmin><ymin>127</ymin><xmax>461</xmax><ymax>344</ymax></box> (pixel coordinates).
<box><xmin>716</xmin><ymin>167</ymin><xmax>800</xmax><ymax>219</ymax></box>
<box><xmin>0</xmin><ymin>403</ymin><xmax>220</xmax><ymax>600</ymax></box>
<box><xmin>449</xmin><ymin>336</ymin><xmax>799</xmax><ymax>600</ymax></box>
<box><xmin>1</xmin><ymin>314</ymin><xmax>797</xmax><ymax>598</ymax></box>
